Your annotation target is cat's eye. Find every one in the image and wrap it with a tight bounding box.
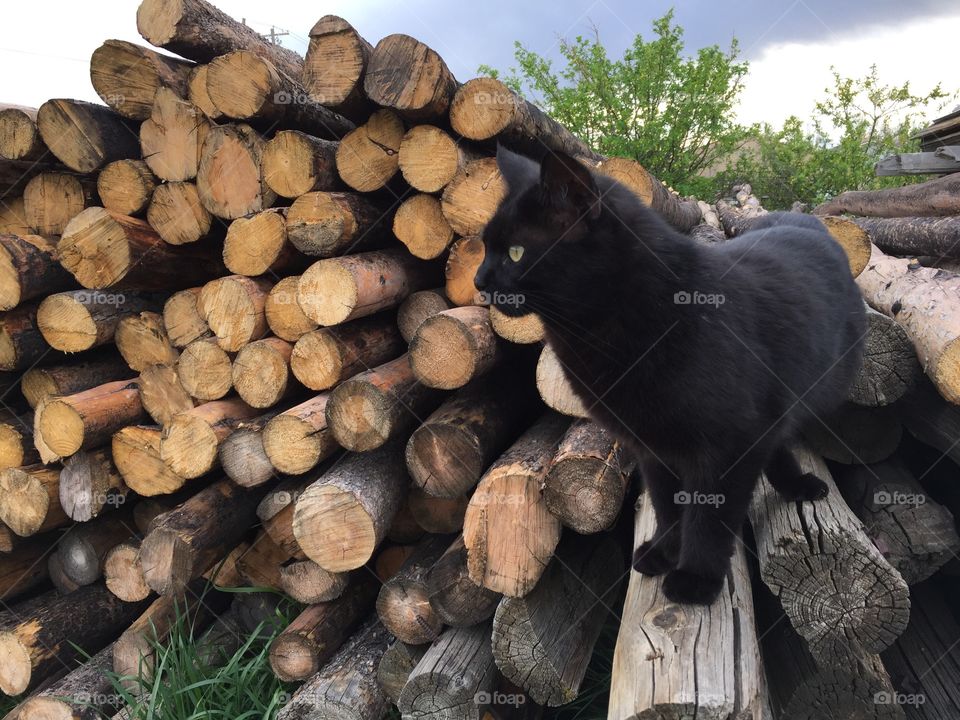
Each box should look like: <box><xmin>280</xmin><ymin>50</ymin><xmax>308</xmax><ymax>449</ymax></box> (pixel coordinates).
<box><xmin>508</xmin><ymin>245</ymin><xmax>525</xmax><ymax>262</ymax></box>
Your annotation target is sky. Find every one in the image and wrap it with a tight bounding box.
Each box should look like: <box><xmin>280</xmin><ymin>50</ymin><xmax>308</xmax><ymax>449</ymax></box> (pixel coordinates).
<box><xmin>0</xmin><ymin>0</ymin><xmax>956</xmax><ymax>129</ymax></box>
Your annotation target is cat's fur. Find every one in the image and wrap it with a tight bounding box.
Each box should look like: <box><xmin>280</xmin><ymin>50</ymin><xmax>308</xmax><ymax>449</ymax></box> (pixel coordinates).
<box><xmin>476</xmin><ymin>147</ymin><xmax>866</xmax><ymax>604</ymax></box>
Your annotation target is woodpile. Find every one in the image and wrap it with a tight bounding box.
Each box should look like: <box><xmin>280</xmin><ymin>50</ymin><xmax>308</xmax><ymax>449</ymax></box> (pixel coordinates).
<box><xmin>0</xmin><ymin>3</ymin><xmax>957</xmax><ymax>718</ymax></box>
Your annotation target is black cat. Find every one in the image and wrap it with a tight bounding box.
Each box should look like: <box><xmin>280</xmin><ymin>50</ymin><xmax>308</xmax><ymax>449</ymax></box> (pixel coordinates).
<box><xmin>475</xmin><ymin>147</ymin><xmax>866</xmax><ymax>604</ymax></box>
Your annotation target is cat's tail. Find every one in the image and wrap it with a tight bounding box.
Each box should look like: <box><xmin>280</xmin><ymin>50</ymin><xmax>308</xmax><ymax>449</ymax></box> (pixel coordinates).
<box><xmin>764</xmin><ymin>445</ymin><xmax>829</xmax><ymax>502</ymax></box>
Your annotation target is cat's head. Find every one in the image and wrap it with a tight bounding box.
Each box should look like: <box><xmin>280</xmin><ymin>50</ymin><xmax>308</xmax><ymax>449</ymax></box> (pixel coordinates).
<box><xmin>474</xmin><ymin>145</ymin><xmax>611</xmax><ymax>318</ymax></box>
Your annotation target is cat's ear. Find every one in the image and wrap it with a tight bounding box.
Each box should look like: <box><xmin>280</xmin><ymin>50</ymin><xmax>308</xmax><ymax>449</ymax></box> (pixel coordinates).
<box><xmin>495</xmin><ymin>144</ymin><xmax>538</xmax><ymax>191</ymax></box>
<box><xmin>539</xmin><ymin>152</ymin><xmax>600</xmax><ymax>220</ymax></box>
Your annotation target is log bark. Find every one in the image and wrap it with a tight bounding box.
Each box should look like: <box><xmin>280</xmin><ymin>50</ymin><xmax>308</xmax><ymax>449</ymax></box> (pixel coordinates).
<box><xmin>163</xmin><ymin>287</ymin><xmax>210</xmax><ymax>348</ymax></box>
<box><xmin>262</xmin><ymin>130</ymin><xmax>340</xmax><ymax>199</ymax></box>
<box><xmin>444</xmin><ymin>235</ymin><xmax>485</xmax><ymax>306</ymax></box>
<box><xmin>0</xmin><ymin>586</ymin><xmax>149</xmax><ymax>696</ymax></box>
<box><xmin>146</xmin><ymin>181</ymin><xmax>214</xmax><ymax>246</ymax></box>
<box><xmin>36</xmin><ymin>379</ymin><xmax>145</xmax><ymax>462</ymax></box>
<box><xmin>409</xmin><ymin>305</ymin><xmax>502</xmax><ymax>389</ymax></box>
<box><xmin>851</xmin><ymin>214</ymin><xmax>960</xmax><ymax>260</ymax></box>
<box><xmin>747</xmin><ymin>443</ymin><xmax>910</xmax><ymax>667</ymax></box>
<box><xmin>0</xmin><ymin>533</ymin><xmax>54</xmax><ymax>602</ymax></box>
<box><xmin>377</xmin><ymin>639</ymin><xmax>428</xmax><ymax>706</ymax></box>
<box><xmin>494</xmin><ymin>533</ymin><xmax>623</xmax><ymax>706</ymax></box>
<box><xmin>463</xmin><ymin>412</ymin><xmax>570</xmax><ymax>596</ymax></box>
<box><xmin>489</xmin><ymin>306</ymin><xmax>545</xmax><ymax>345</ymax></box>
<box><xmin>543</xmin><ymin>419</ymin><xmax>632</xmax><ymax>534</ymax></box>
<box><xmin>139</xmin><ymin>477</ymin><xmax>266</xmax><ymax>594</ymax></box>
<box><xmin>451</xmin><ymin>77</ymin><xmax>600</xmax><ymax>161</ymax></box>
<box><xmin>393</xmin><ymin>194</ymin><xmax>456</xmax><ymax>260</ymax></box>
<box><xmin>159</xmin><ymin>397</ymin><xmax>260</xmax><ymax>479</ymax></box>
<box><xmin>813</xmin><ymin>173</ymin><xmax>960</xmax><ymax>217</ymax></box>
<box><xmin>364</xmin><ymin>34</ymin><xmax>458</xmax><ymax>122</ymax></box>
<box><xmin>176</xmin><ymin>337</ymin><xmax>233</xmax><ymax>400</ymax></box>
<box><xmin>803</xmin><ymin>403</ymin><xmax>902</xmax><ymax>465</ymax></box>
<box><xmin>398</xmin><ymin>288</ymin><xmax>451</xmax><ymax>342</ymax></box>
<box><xmin>21</xmin><ymin>351</ymin><xmax>132</xmax><ymax>409</ymax></box>
<box><xmin>424</xmin><ymin>534</ymin><xmax>500</xmax><ymax>628</ymax></box>
<box><xmin>301</xmin><ymin>16</ymin><xmax>374</xmax><ymax>122</ymax></box>
<box><xmin>138</xmin><ymin>363</ymin><xmax>195</xmax><ymax>426</ymax></box>
<box><xmin>97</xmin><ymin>159</ymin><xmax>157</xmax><ymax>217</ymax></box>
<box><xmin>399</xmin><ymin>124</ymin><xmax>484</xmax><ymax>193</ymax></box>
<box><xmin>37</xmin><ymin>289</ymin><xmax>163</xmax><ymax>352</ymax></box>
<box><xmin>59</xmin><ymin>447</ymin><xmax>128</xmax><ymax>521</ymax></box>
<box><xmin>293</xmin><ymin>442</ymin><xmax>407</xmax><ymax>572</ymax></box>
<box><xmin>36</xmin><ymin>99</ymin><xmax>140</xmax><ymax>173</ymax></box>
<box><xmin>115</xmin><ymin>311</ymin><xmax>179</xmax><ymax>371</ymax></box>
<box><xmin>232</xmin><ymin>336</ymin><xmax>295</xmax><ymax>409</ymax></box>
<box><xmin>325</xmin><ymin>354</ymin><xmax>443</xmax><ymax>452</ymax></box>
<box><xmin>276</xmin><ymin>617</ymin><xmax>391</xmax><ymax>720</ymax></box>
<box><xmin>196</xmin><ymin>123</ymin><xmax>276</xmax><ymax>220</ymax></box>
<box><xmin>136</xmin><ymin>0</ymin><xmax>304</xmax><ymax>78</ymax></box>
<box><xmin>264</xmin><ymin>276</ymin><xmax>318</xmax><ymax>342</ymax></box>
<box><xmin>103</xmin><ymin>541</ymin><xmax>150</xmax><ymax>602</ymax></box>
<box><xmin>111</xmin><ymin>425</ymin><xmax>185</xmax><ymax>497</ymax></box>
<box><xmin>333</xmin><ymin>109</ymin><xmax>404</xmax><ymax>192</ymax></box>
<box><xmin>261</xmin><ymin>393</ymin><xmax>338</xmax><ymax>476</ymax></box>
<box><xmin>57</xmin><ymin>509</ymin><xmax>134</xmax><ymax>585</ymax></box>
<box><xmin>849</xmin><ymin>305</ymin><xmax>920</xmax><ymax>407</ymax></box>
<box><xmin>286</xmin><ymin>190</ymin><xmax>390</xmax><ymax>258</ymax></box>
<box><xmin>837</xmin><ymin>460</ymin><xmax>960</xmax><ymax>585</ymax></box>
<box><xmin>375</xmin><ymin>533</ymin><xmax>449</xmax><ymax>644</ymax></box>
<box><xmin>536</xmin><ymin>343</ymin><xmax>590</xmax><ymax>418</ymax></box>
<box><xmin>23</xmin><ymin>171</ymin><xmax>98</xmax><ymax>236</ymax></box>
<box><xmin>0</xmin><ymin>301</ymin><xmax>49</xmax><ymax>371</ymax></box>
<box><xmin>197</xmin><ymin>274</ymin><xmax>272</xmax><ymax>352</ymax></box>
<box><xmin>269</xmin><ymin>573</ymin><xmax>378</xmax><ymax>681</ymax></box>
<box><xmin>219</xmin><ymin>411</ymin><xmax>280</xmax><ymax>488</ymax></box>
<box><xmin>441</xmin><ymin>157</ymin><xmax>508</xmax><ymax>237</ymax></box>
<box><xmin>59</xmin><ymin>207</ymin><xmax>224</xmax><ymax>289</ymax></box>
<box><xmin>397</xmin><ymin>623</ymin><xmax>499</xmax><ymax>720</ymax></box>
<box><xmin>140</xmin><ymin>87</ymin><xmax>211</xmax><ymax>182</ymax></box>
<box><xmin>298</xmin><ymin>249</ymin><xmax>440</xmax><ymax>327</ymax></box>
<box><xmin>610</xmin><ymin>491</ymin><xmax>768</xmax><ymax>720</ymax></box>
<box><xmin>0</xmin><ymin>106</ymin><xmax>46</xmax><ymax>161</ymax></box>
<box><xmin>206</xmin><ymin>51</ymin><xmax>354</xmax><ymax>138</ymax></box>
<box><xmin>89</xmin><ymin>39</ymin><xmax>193</xmax><ymax>121</ymax></box>
<box><xmin>289</xmin><ymin>314</ymin><xmax>403</xmax><ymax>392</ymax></box>
<box><xmin>897</xmin><ymin>376</ymin><xmax>960</xmax><ymax>466</ymax></box>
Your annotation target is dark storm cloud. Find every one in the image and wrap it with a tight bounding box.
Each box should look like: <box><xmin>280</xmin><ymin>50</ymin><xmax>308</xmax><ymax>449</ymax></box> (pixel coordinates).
<box><xmin>345</xmin><ymin>0</ymin><xmax>958</xmax><ymax>81</ymax></box>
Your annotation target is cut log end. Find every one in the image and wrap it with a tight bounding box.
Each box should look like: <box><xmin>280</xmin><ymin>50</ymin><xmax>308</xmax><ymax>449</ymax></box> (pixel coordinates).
<box><xmin>36</xmin><ymin>292</ymin><xmax>98</xmax><ymax>352</ymax></box>
<box><xmin>821</xmin><ymin>216</ymin><xmax>872</xmax><ymax>277</ymax></box>
<box><xmin>0</xmin><ymin>467</ymin><xmax>52</xmax><ymax>537</ymax></box>
<box><xmin>449</xmin><ymin>77</ymin><xmax>517</xmax><ymax>140</ymax></box>
<box><xmin>297</xmin><ymin>261</ymin><xmax>357</xmax><ymax>326</ymax></box>
<box><xmin>160</xmin><ymin>414</ymin><xmax>219</xmax><ymax>479</ymax></box>
<box><xmin>262</xmin><ymin>414</ymin><xmax>333</xmax><ymax>476</ymax></box>
<box><xmin>334</xmin><ymin>109</ymin><xmax>404</xmax><ymax>192</ymax></box>
<box><xmin>409</xmin><ymin>308</ymin><xmax>498</xmax><ymax>389</ymax></box>
<box><xmin>0</xmin><ymin>631</ymin><xmax>32</xmax><ymax>695</ymax></box>
<box><xmin>270</xmin><ymin>634</ymin><xmax>320</xmax><ymax>683</ymax></box>
<box><xmin>37</xmin><ymin>399</ymin><xmax>85</xmax><ymax>457</ymax></box>
<box><xmin>325</xmin><ymin>382</ymin><xmax>397</xmax><ymax>453</ymax></box>
<box><xmin>178</xmin><ymin>339</ymin><xmax>233</xmax><ymax>400</ymax></box>
<box><xmin>489</xmin><ymin>306</ymin><xmax>545</xmax><ymax>344</ymax></box>
<box><xmin>59</xmin><ymin>208</ymin><xmax>136</xmax><ymax>289</ymax></box>
<box><xmin>104</xmin><ymin>542</ymin><xmax>151</xmax><ymax>602</ymax></box>
<box><xmin>294</xmin><ymin>484</ymin><xmax>377</xmax><ymax>572</ymax></box>
<box><xmin>139</xmin><ymin>528</ymin><xmax>193</xmax><ymax>596</ymax></box>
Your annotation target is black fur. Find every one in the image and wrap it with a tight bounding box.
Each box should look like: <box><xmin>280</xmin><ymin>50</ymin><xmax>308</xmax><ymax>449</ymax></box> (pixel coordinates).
<box><xmin>476</xmin><ymin>146</ymin><xmax>866</xmax><ymax>605</ymax></box>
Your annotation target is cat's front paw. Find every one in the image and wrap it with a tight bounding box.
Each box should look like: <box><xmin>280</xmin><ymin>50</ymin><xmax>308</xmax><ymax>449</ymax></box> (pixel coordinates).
<box><xmin>662</xmin><ymin>568</ymin><xmax>724</xmax><ymax>605</ymax></box>
<box><xmin>793</xmin><ymin>472</ymin><xmax>829</xmax><ymax>502</ymax></box>
<box><xmin>632</xmin><ymin>540</ymin><xmax>677</xmax><ymax>576</ymax></box>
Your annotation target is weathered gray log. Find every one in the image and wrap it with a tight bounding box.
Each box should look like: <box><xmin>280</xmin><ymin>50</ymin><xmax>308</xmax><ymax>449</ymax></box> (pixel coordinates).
<box><xmin>375</xmin><ymin>533</ymin><xmax>449</xmax><ymax>645</ymax></box>
<box><xmin>424</xmin><ymin>534</ymin><xmax>501</xmax><ymax>628</ymax></box>
<box><xmin>376</xmin><ymin>639</ymin><xmax>429</xmax><ymax>706</ymax></box>
<box><xmin>814</xmin><ymin>172</ymin><xmax>960</xmax><ymax>217</ymax></box>
<box><xmin>16</xmin><ymin>642</ymin><xmax>122</xmax><ymax>720</ymax></box>
<box><xmin>848</xmin><ymin>305</ymin><xmax>920</xmax><ymax>407</ymax></box>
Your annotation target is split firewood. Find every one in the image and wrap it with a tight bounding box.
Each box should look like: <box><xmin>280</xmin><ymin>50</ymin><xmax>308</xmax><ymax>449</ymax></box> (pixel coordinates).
<box><xmin>463</xmin><ymin>412</ymin><xmax>570</xmax><ymax>596</ymax></box>
<box><xmin>301</xmin><ymin>16</ymin><xmax>374</xmax><ymax>121</ymax></box>
<box><xmin>59</xmin><ymin>207</ymin><xmax>224</xmax><ymax>289</ymax></box>
<box><xmin>289</xmin><ymin>314</ymin><xmax>403</xmax><ymax>392</ymax></box>
<box><xmin>163</xmin><ymin>287</ymin><xmax>211</xmax><ymax>348</ymax></box>
<box><xmin>36</xmin><ymin>99</ymin><xmax>140</xmax><ymax>173</ymax></box>
<box><xmin>0</xmin><ymin>410</ymin><xmax>38</xmax><ymax>470</ymax></box>
<box><xmin>293</xmin><ymin>442</ymin><xmax>407</xmax><ymax>572</ymax></box>
<box><xmin>59</xmin><ymin>447</ymin><xmax>128</xmax><ymax>521</ymax></box>
<box><xmin>197</xmin><ymin>274</ymin><xmax>272</xmax><ymax>351</ymax></box>
<box><xmin>803</xmin><ymin>402</ymin><xmax>902</xmax><ymax>464</ymax></box>
<box><xmin>544</xmin><ymin>419</ymin><xmax>632</xmax><ymax>534</ymax></box>
<box><xmin>536</xmin><ymin>343</ymin><xmax>590</xmax><ymax>418</ymax></box>
<box><xmin>232</xmin><ymin>336</ymin><xmax>296</xmax><ymax>409</ymax></box>
<box><xmin>89</xmin><ymin>38</ymin><xmax>193</xmax><ymax>120</ymax></box>
<box><xmin>56</xmin><ymin>510</ymin><xmax>134</xmax><ymax>586</ymax></box>
<box><xmin>146</xmin><ymin>181</ymin><xmax>214</xmax><ymax>246</ymax></box>
<box><xmin>397</xmin><ymin>623</ymin><xmax>499</xmax><ymax>719</ymax></box>
<box><xmin>0</xmin><ymin>585</ymin><xmax>150</xmax><ymax>696</ymax></box>
<box><xmin>610</xmin><ymin>492</ymin><xmax>767</xmax><ymax>720</ymax></box>
<box><xmin>103</xmin><ymin>541</ymin><xmax>150</xmax><ymax>602</ymax></box>
<box><xmin>177</xmin><ymin>337</ymin><xmax>233</xmax><ymax>400</ymax></box>
<box><xmin>23</xmin><ymin>171</ymin><xmax>98</xmax><ymax>235</ymax></box>
<box><xmin>35</xmin><ymin>379</ymin><xmax>145</xmax><ymax>462</ymax></box>
<box><xmin>748</xmin><ymin>443</ymin><xmax>910</xmax><ymax>667</ymax></box>
<box><xmin>398</xmin><ymin>289</ymin><xmax>451</xmax><ymax>342</ymax></box>
<box><xmin>489</xmin><ymin>306</ymin><xmax>545</xmax><ymax>344</ymax></box>
<box><xmin>0</xmin><ymin>105</ymin><xmax>46</xmax><ymax>161</ymax></box>
<box><xmin>269</xmin><ymin>573</ymin><xmax>378</xmax><ymax>682</ymax></box>
<box><xmin>377</xmin><ymin>640</ymin><xmax>429</xmax><ymax>706</ymax></box>
<box><xmin>264</xmin><ymin>276</ymin><xmax>318</xmax><ymax>342</ymax></box>
<box><xmin>138</xmin><ymin>363</ymin><xmax>195</xmax><ymax>426</ymax></box>
<box><xmin>219</xmin><ymin>410</ymin><xmax>281</xmax><ymax>488</ymax></box>
<box><xmin>206</xmin><ymin>51</ymin><xmax>354</xmax><ymax>138</ymax></box>
<box><xmin>37</xmin><ymin>289</ymin><xmax>162</xmax><ymax>352</ymax></box>
<box><xmin>0</xmin><ymin>301</ymin><xmax>48</xmax><ymax>371</ymax></box>
<box><xmin>334</xmin><ymin>109</ymin><xmax>405</xmax><ymax>192</ymax></box>
<box><xmin>409</xmin><ymin>305</ymin><xmax>502</xmax><ymax>389</ymax></box>
<box><xmin>223</xmin><ymin>208</ymin><xmax>304</xmax><ymax>277</ymax></box>
<box><xmin>494</xmin><ymin>533</ymin><xmax>623</xmax><ymax>706</ymax></box>
<box><xmin>376</xmin><ymin>534</ymin><xmax>449</xmax><ymax>644</ymax></box>
<box><xmin>139</xmin><ymin>87</ymin><xmax>211</xmax><ymax>182</ymax></box>
<box><xmin>441</xmin><ymin>157</ymin><xmax>508</xmax><ymax>237</ymax></box>
<box><xmin>849</xmin><ymin>305</ymin><xmax>920</xmax><ymax>407</ymax></box>
<box><xmin>115</xmin><ymin>311</ymin><xmax>179</xmax><ymax>371</ymax></box>
<box><xmin>139</xmin><ymin>478</ymin><xmax>266</xmax><ymax>594</ymax></box>
<box><xmin>444</xmin><ymin>235</ymin><xmax>485</xmax><ymax>306</ymax></box>
<box><xmin>276</xmin><ymin>618</ymin><xmax>392</xmax><ymax>720</ymax></box>
<box><xmin>97</xmin><ymin>159</ymin><xmax>157</xmax><ymax>217</ymax></box>
<box><xmin>261</xmin><ymin>393</ymin><xmax>338</xmax><ymax>476</ymax></box>
<box><xmin>286</xmin><ymin>190</ymin><xmax>389</xmax><ymax>258</ymax></box>
<box><xmin>408</xmin><ymin>488</ymin><xmax>468</xmax><ymax>534</ymax></box>
<box><xmin>279</xmin><ymin>559</ymin><xmax>349</xmax><ymax>605</ymax></box>
<box><xmin>897</xmin><ymin>377</ymin><xmax>960</xmax><ymax>466</ymax></box>
<box><xmin>0</xmin><ymin>533</ymin><xmax>54</xmax><ymax>602</ymax></box>
<box><xmin>592</xmin><ymin>157</ymin><xmax>701</xmax><ymax>232</ymax></box>
<box><xmin>837</xmin><ymin>459</ymin><xmax>960</xmax><ymax>585</ymax></box>
<box><xmin>398</xmin><ymin>124</ymin><xmax>484</xmax><ymax>193</ymax></box>
<box><xmin>21</xmin><ymin>351</ymin><xmax>132</xmax><ymax>409</ymax></box>
<box><xmin>196</xmin><ymin>123</ymin><xmax>276</xmax><ymax>220</ymax></box>
<box><xmin>424</xmin><ymin>534</ymin><xmax>501</xmax><ymax>628</ymax></box>
<box><xmin>814</xmin><ymin>172</ymin><xmax>960</xmax><ymax>217</ymax></box>
<box><xmin>111</xmin><ymin>425</ymin><xmax>185</xmax><ymax>496</ymax></box>
<box><xmin>159</xmin><ymin>397</ymin><xmax>260</xmax><ymax>479</ymax></box>
<box><xmin>262</xmin><ymin>130</ymin><xmax>340</xmax><ymax>199</ymax></box>
<box><xmin>136</xmin><ymin>0</ymin><xmax>304</xmax><ymax>77</ymax></box>
<box><xmin>325</xmin><ymin>354</ymin><xmax>443</xmax><ymax>452</ymax></box>
<box><xmin>364</xmin><ymin>34</ymin><xmax>457</xmax><ymax>122</ymax></box>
